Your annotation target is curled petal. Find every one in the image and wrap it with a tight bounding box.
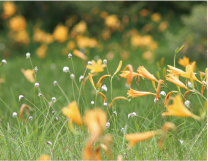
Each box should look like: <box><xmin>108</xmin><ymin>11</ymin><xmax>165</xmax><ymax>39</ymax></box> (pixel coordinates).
<box><xmin>99</xmin><ymin>92</ymin><xmax>107</xmax><ymax>103</ymax></box>
<box><xmin>20</xmin><ymin>104</ymin><xmax>33</xmax><ymax>124</ymax></box>
<box><xmin>109</xmin><ymin>96</ymin><xmax>128</xmax><ymax>108</ymax></box>
<box><xmin>88</xmin><ymin>73</ymin><xmax>96</xmax><ymax>90</ymax></box>
<box><xmin>113</xmin><ymin>61</ymin><xmax>122</xmax><ymax>76</ymax></box>
<box><xmin>96</xmin><ymin>75</ymin><xmax>111</xmax><ymax>87</ymax></box>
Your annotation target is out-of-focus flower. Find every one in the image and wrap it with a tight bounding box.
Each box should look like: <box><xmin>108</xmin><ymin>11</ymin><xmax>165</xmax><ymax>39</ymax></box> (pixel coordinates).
<box><xmin>72</xmin><ymin>21</ymin><xmax>87</xmax><ymax>33</ymax></box>
<box><xmin>101</xmin><ymin>84</ymin><xmax>107</xmax><ymax>92</ymax></box>
<box><xmin>67</xmin><ymin>41</ymin><xmax>76</xmax><ymax>50</ymax></box>
<box><xmin>100</xmin><ymin>11</ymin><xmax>108</xmax><ymax>19</ymax></box>
<box><xmin>19</xmin><ymin>95</ymin><xmax>24</xmax><ymax>101</ymax></box>
<box><xmin>36</xmin><ymin>44</ymin><xmax>48</xmax><ymax>59</ymax></box>
<box><xmin>73</xmin><ymin>49</ymin><xmax>87</xmax><ymax>60</ymax></box>
<box><xmin>1</xmin><ymin>59</ymin><xmax>7</xmax><ymax>64</ymax></box>
<box><xmin>166</xmin><ymin>74</ymin><xmax>188</xmax><ymax>89</ymax></box>
<box><xmin>180</xmin><ymin>62</ymin><xmax>199</xmax><ymax>82</ymax></box>
<box><xmin>105</xmin><ymin>15</ymin><xmax>120</xmax><ymax>29</ymax></box>
<box><xmin>87</xmin><ymin>59</ymin><xmax>106</xmax><ymax>73</ymax></box>
<box><xmin>1</xmin><ymin>2</ymin><xmax>16</xmax><ymax>19</ymax></box>
<box><xmin>53</xmin><ymin>24</ymin><xmax>68</xmax><ymax>43</ymax></box>
<box><xmin>151</xmin><ymin>13</ymin><xmax>161</xmax><ymax>22</ymax></box>
<box><xmin>128</xmin><ymin>112</ymin><xmax>136</xmax><ymax>119</ymax></box>
<box><xmin>119</xmin><ymin>71</ymin><xmax>139</xmax><ymax>78</ymax></box>
<box><xmin>142</xmin><ymin>51</ymin><xmax>155</xmax><ymax>64</ymax></box>
<box><xmin>184</xmin><ymin>100</ymin><xmax>190</xmax><ymax>108</ymax></box>
<box><xmin>139</xmin><ymin>9</ymin><xmax>149</xmax><ymax>17</ymax></box>
<box><xmin>37</xmin><ymin>154</ymin><xmax>51</xmax><ymax>161</ymax></box>
<box><xmin>33</xmin><ymin>28</ymin><xmax>54</xmax><ymax>44</ymax></box>
<box><xmin>63</xmin><ymin>66</ymin><xmax>69</xmax><ymax>73</ymax></box>
<box><xmin>127</xmin><ymin>88</ymin><xmax>156</xmax><ymax>98</ymax></box>
<box><xmin>12</xmin><ymin>112</ymin><xmax>17</xmax><ymax>118</ymax></box>
<box><xmin>137</xmin><ymin>66</ymin><xmax>158</xmax><ymax>82</ymax></box>
<box><xmin>178</xmin><ymin>56</ymin><xmax>189</xmax><ymax>67</ymax></box>
<box><xmin>106</xmin><ymin>122</ymin><xmax>110</xmax><ymax>128</ymax></box>
<box><xmin>35</xmin><ymin>82</ymin><xmax>39</xmax><ymax>87</ymax></box>
<box><xmin>26</xmin><ymin>52</ymin><xmax>30</xmax><ymax>59</ymax></box>
<box><xmin>160</xmin><ymin>91</ymin><xmax>166</xmax><ymax>96</ymax></box>
<box><xmin>76</xmin><ymin>36</ymin><xmax>98</xmax><ymax>49</ymax></box>
<box><xmin>13</xmin><ymin>30</ymin><xmax>30</xmax><ymax>44</ymax></box>
<box><xmin>125</xmin><ymin>131</ymin><xmax>159</xmax><ymax>148</ymax></box>
<box><xmin>158</xmin><ymin>21</ymin><xmax>168</xmax><ymax>32</ymax></box>
<box><xmin>9</xmin><ymin>16</ymin><xmax>27</xmax><ymax>32</ymax></box>
<box><xmin>162</xmin><ymin>94</ymin><xmax>200</xmax><ymax>120</ymax></box>
<box><xmin>21</xmin><ymin>69</ymin><xmax>35</xmax><ymax>83</ymax></box>
<box><xmin>62</xmin><ymin>101</ymin><xmax>82</xmax><ymax>126</ymax></box>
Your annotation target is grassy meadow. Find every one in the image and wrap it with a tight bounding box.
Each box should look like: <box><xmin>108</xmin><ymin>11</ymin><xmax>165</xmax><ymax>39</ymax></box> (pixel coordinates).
<box><xmin>0</xmin><ymin>1</ymin><xmax>207</xmax><ymax>160</ymax></box>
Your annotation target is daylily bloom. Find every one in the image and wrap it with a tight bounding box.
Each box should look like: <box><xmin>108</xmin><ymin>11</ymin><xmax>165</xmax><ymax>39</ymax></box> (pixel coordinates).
<box><xmin>21</xmin><ymin>69</ymin><xmax>35</xmax><ymax>83</ymax></box>
<box><xmin>119</xmin><ymin>71</ymin><xmax>140</xmax><ymax>78</ymax></box>
<box><xmin>125</xmin><ymin>131</ymin><xmax>159</xmax><ymax>148</ymax></box>
<box><xmin>162</xmin><ymin>94</ymin><xmax>200</xmax><ymax>120</ymax></box>
<box><xmin>37</xmin><ymin>154</ymin><xmax>51</xmax><ymax>161</ymax></box>
<box><xmin>73</xmin><ymin>49</ymin><xmax>87</xmax><ymax>60</ymax></box>
<box><xmin>166</xmin><ymin>74</ymin><xmax>188</xmax><ymax>89</ymax></box>
<box><xmin>155</xmin><ymin>80</ymin><xmax>165</xmax><ymax>99</ymax></box>
<box><xmin>62</xmin><ymin>101</ymin><xmax>82</xmax><ymax>126</ymax></box>
<box><xmin>53</xmin><ymin>24</ymin><xmax>68</xmax><ymax>43</ymax></box>
<box><xmin>1</xmin><ymin>2</ymin><xmax>16</xmax><ymax>19</ymax></box>
<box><xmin>99</xmin><ymin>92</ymin><xmax>107</xmax><ymax>103</ymax></box>
<box><xmin>167</xmin><ymin>65</ymin><xmax>185</xmax><ymax>75</ymax></box>
<box><xmin>122</xmin><ymin>64</ymin><xmax>134</xmax><ymax>87</ymax></box>
<box><xmin>109</xmin><ymin>96</ymin><xmax>128</xmax><ymax>108</ymax></box>
<box><xmin>87</xmin><ymin>59</ymin><xmax>106</xmax><ymax>73</ymax></box>
<box><xmin>180</xmin><ymin>62</ymin><xmax>199</xmax><ymax>82</ymax></box>
<box><xmin>178</xmin><ymin>56</ymin><xmax>189</xmax><ymax>67</ymax></box>
<box><xmin>127</xmin><ymin>88</ymin><xmax>156</xmax><ymax>98</ymax></box>
<box><xmin>137</xmin><ymin>66</ymin><xmax>158</xmax><ymax>82</ymax></box>
<box><xmin>164</xmin><ymin>91</ymin><xmax>178</xmax><ymax>106</ymax></box>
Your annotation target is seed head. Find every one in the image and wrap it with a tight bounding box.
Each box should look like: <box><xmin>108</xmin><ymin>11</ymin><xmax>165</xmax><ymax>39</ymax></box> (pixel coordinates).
<box><xmin>113</xmin><ymin>111</ymin><xmax>117</xmax><ymax>116</ymax></box>
<box><xmin>128</xmin><ymin>112</ymin><xmax>136</xmax><ymax>119</ymax></box>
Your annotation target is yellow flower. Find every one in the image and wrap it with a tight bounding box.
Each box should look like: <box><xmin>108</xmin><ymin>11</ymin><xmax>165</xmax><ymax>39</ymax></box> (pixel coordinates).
<box><xmin>14</xmin><ymin>30</ymin><xmax>30</xmax><ymax>44</ymax></box>
<box><xmin>139</xmin><ymin>9</ymin><xmax>149</xmax><ymax>17</ymax></box>
<box><xmin>37</xmin><ymin>154</ymin><xmax>51</xmax><ymax>161</ymax></box>
<box><xmin>21</xmin><ymin>69</ymin><xmax>35</xmax><ymax>83</ymax></box>
<box><xmin>62</xmin><ymin>101</ymin><xmax>82</xmax><ymax>126</ymax></box>
<box><xmin>151</xmin><ymin>13</ymin><xmax>161</xmax><ymax>22</ymax></box>
<box><xmin>180</xmin><ymin>62</ymin><xmax>199</xmax><ymax>82</ymax></box>
<box><xmin>53</xmin><ymin>24</ymin><xmax>68</xmax><ymax>43</ymax></box>
<box><xmin>178</xmin><ymin>56</ymin><xmax>189</xmax><ymax>67</ymax></box>
<box><xmin>158</xmin><ymin>21</ymin><xmax>168</xmax><ymax>32</ymax></box>
<box><xmin>113</xmin><ymin>61</ymin><xmax>122</xmax><ymax>76</ymax></box>
<box><xmin>36</xmin><ymin>44</ymin><xmax>48</xmax><ymax>59</ymax></box>
<box><xmin>137</xmin><ymin>66</ymin><xmax>158</xmax><ymax>82</ymax></box>
<box><xmin>127</xmin><ymin>88</ymin><xmax>156</xmax><ymax>98</ymax></box>
<box><xmin>67</xmin><ymin>41</ymin><xmax>76</xmax><ymax>50</ymax></box>
<box><xmin>105</xmin><ymin>15</ymin><xmax>120</xmax><ymax>29</ymax></box>
<box><xmin>72</xmin><ymin>21</ymin><xmax>87</xmax><ymax>33</ymax></box>
<box><xmin>119</xmin><ymin>71</ymin><xmax>139</xmax><ymax>78</ymax></box>
<box><xmin>87</xmin><ymin>59</ymin><xmax>106</xmax><ymax>73</ymax></box>
<box><xmin>1</xmin><ymin>2</ymin><xmax>16</xmax><ymax>19</ymax></box>
<box><xmin>167</xmin><ymin>65</ymin><xmax>185</xmax><ymax>75</ymax></box>
<box><xmin>166</xmin><ymin>74</ymin><xmax>188</xmax><ymax>89</ymax></box>
<box><xmin>162</xmin><ymin>94</ymin><xmax>200</xmax><ymax>120</ymax></box>
<box><xmin>73</xmin><ymin>49</ymin><xmax>87</xmax><ymax>60</ymax></box>
<box><xmin>9</xmin><ymin>16</ymin><xmax>27</xmax><ymax>32</ymax></box>
<box><xmin>125</xmin><ymin>131</ymin><xmax>159</xmax><ymax>148</ymax></box>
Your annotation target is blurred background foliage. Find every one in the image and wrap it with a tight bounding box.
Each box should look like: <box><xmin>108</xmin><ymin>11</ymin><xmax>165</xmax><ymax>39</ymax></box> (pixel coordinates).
<box><xmin>0</xmin><ymin>1</ymin><xmax>207</xmax><ymax>62</ymax></box>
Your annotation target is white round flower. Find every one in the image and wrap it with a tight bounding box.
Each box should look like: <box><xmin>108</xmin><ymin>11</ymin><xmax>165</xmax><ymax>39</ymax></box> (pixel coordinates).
<box><xmin>184</xmin><ymin>100</ymin><xmax>190</xmax><ymax>108</ymax></box>
<box><xmin>106</xmin><ymin>122</ymin><xmax>110</xmax><ymax>128</ymax></box>
<box><xmin>188</xmin><ymin>81</ymin><xmax>192</xmax><ymax>88</ymax></box>
<box><xmin>19</xmin><ymin>95</ymin><xmax>24</xmax><ymax>101</ymax></box>
<box><xmin>154</xmin><ymin>98</ymin><xmax>159</xmax><ymax>103</ymax></box>
<box><xmin>52</xmin><ymin>97</ymin><xmax>56</xmax><ymax>102</ymax></box>
<box><xmin>53</xmin><ymin>81</ymin><xmax>57</xmax><ymax>86</ymax></box>
<box><xmin>34</xmin><ymin>82</ymin><xmax>39</xmax><ymax>87</ymax></box>
<box><xmin>101</xmin><ymin>84</ymin><xmax>107</xmax><ymax>92</ymax></box>
<box><xmin>70</xmin><ymin>74</ymin><xmax>75</xmax><ymax>79</ymax></box>
<box><xmin>87</xmin><ymin>61</ymin><xmax>92</xmax><ymax>65</ymax></box>
<box><xmin>26</xmin><ymin>52</ymin><xmax>30</xmax><ymax>59</ymax></box>
<box><xmin>29</xmin><ymin>116</ymin><xmax>33</xmax><ymax>120</ymax></box>
<box><xmin>91</xmin><ymin>101</ymin><xmax>94</xmax><ymax>105</ymax></box>
<box><xmin>1</xmin><ymin>59</ymin><xmax>7</xmax><ymax>64</ymax></box>
<box><xmin>34</xmin><ymin>66</ymin><xmax>38</xmax><ymax>73</ymax></box>
<box><xmin>179</xmin><ymin>139</ymin><xmax>184</xmax><ymax>145</ymax></box>
<box><xmin>55</xmin><ymin>117</ymin><xmax>58</xmax><ymax>121</ymax></box>
<box><xmin>103</xmin><ymin>102</ymin><xmax>108</xmax><ymax>107</ymax></box>
<box><xmin>160</xmin><ymin>91</ymin><xmax>166</xmax><ymax>96</ymax></box>
<box><xmin>68</xmin><ymin>53</ymin><xmax>72</xmax><ymax>58</ymax></box>
<box><xmin>47</xmin><ymin>141</ymin><xmax>52</xmax><ymax>146</ymax></box>
<box><xmin>38</xmin><ymin>93</ymin><xmax>43</xmax><ymax>97</ymax></box>
<box><xmin>103</xmin><ymin>59</ymin><xmax>107</xmax><ymax>64</ymax></box>
<box><xmin>52</xmin><ymin>110</ymin><xmax>55</xmax><ymax>114</ymax></box>
<box><xmin>63</xmin><ymin>66</ymin><xmax>69</xmax><ymax>73</ymax></box>
<box><xmin>79</xmin><ymin>75</ymin><xmax>84</xmax><ymax>82</ymax></box>
<box><xmin>128</xmin><ymin>112</ymin><xmax>136</xmax><ymax>119</ymax></box>
<box><xmin>12</xmin><ymin>112</ymin><xmax>17</xmax><ymax>118</ymax></box>
<box><xmin>113</xmin><ymin>111</ymin><xmax>117</xmax><ymax>116</ymax></box>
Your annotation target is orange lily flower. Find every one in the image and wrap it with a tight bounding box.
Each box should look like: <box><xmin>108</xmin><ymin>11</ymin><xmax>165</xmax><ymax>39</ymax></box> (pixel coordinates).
<box><xmin>122</xmin><ymin>64</ymin><xmax>134</xmax><ymax>87</ymax></box>
<box><xmin>73</xmin><ymin>49</ymin><xmax>87</xmax><ymax>60</ymax></box>
<box><xmin>178</xmin><ymin>56</ymin><xmax>189</xmax><ymax>67</ymax></box>
<box><xmin>109</xmin><ymin>96</ymin><xmax>128</xmax><ymax>107</ymax></box>
<box><xmin>96</xmin><ymin>75</ymin><xmax>111</xmax><ymax>87</ymax></box>
<box><xmin>137</xmin><ymin>66</ymin><xmax>158</xmax><ymax>82</ymax></box>
<box><xmin>113</xmin><ymin>61</ymin><xmax>122</xmax><ymax>76</ymax></box>
<box><xmin>119</xmin><ymin>71</ymin><xmax>140</xmax><ymax>78</ymax></box>
<box><xmin>162</xmin><ymin>94</ymin><xmax>200</xmax><ymax>120</ymax></box>
<box><xmin>166</xmin><ymin>74</ymin><xmax>188</xmax><ymax>90</ymax></box>
<box><xmin>21</xmin><ymin>69</ymin><xmax>35</xmax><ymax>83</ymax></box>
<box><xmin>125</xmin><ymin>131</ymin><xmax>159</xmax><ymax>148</ymax></box>
<box><xmin>87</xmin><ymin>59</ymin><xmax>106</xmax><ymax>73</ymax></box>
<box><xmin>156</xmin><ymin>79</ymin><xmax>164</xmax><ymax>99</ymax></box>
<box><xmin>164</xmin><ymin>91</ymin><xmax>178</xmax><ymax>106</ymax></box>
<box><xmin>62</xmin><ymin>101</ymin><xmax>82</xmax><ymax>126</ymax></box>
<box><xmin>180</xmin><ymin>62</ymin><xmax>199</xmax><ymax>82</ymax></box>
<box><xmin>127</xmin><ymin>88</ymin><xmax>156</xmax><ymax>98</ymax></box>
<box><xmin>88</xmin><ymin>73</ymin><xmax>96</xmax><ymax>90</ymax></box>
<box><xmin>167</xmin><ymin>65</ymin><xmax>185</xmax><ymax>75</ymax></box>
<box><xmin>99</xmin><ymin>92</ymin><xmax>107</xmax><ymax>103</ymax></box>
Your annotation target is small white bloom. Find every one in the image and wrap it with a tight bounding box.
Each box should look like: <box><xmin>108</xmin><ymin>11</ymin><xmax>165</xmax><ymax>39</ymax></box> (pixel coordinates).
<box><xmin>154</xmin><ymin>98</ymin><xmax>159</xmax><ymax>103</ymax></box>
<box><xmin>188</xmin><ymin>81</ymin><xmax>192</xmax><ymax>88</ymax></box>
<box><xmin>52</xmin><ymin>110</ymin><xmax>55</xmax><ymax>114</ymax></box>
<box><xmin>68</xmin><ymin>53</ymin><xmax>72</xmax><ymax>58</ymax></box>
<box><xmin>160</xmin><ymin>91</ymin><xmax>166</xmax><ymax>96</ymax></box>
<box><xmin>26</xmin><ymin>52</ymin><xmax>30</xmax><ymax>59</ymax></box>
<box><xmin>88</xmin><ymin>61</ymin><xmax>92</xmax><ymax>65</ymax></box>
<box><xmin>12</xmin><ymin>112</ymin><xmax>17</xmax><ymax>118</ymax></box>
<box><xmin>128</xmin><ymin>112</ymin><xmax>136</xmax><ymax>119</ymax></box>
<box><xmin>29</xmin><ymin>116</ymin><xmax>33</xmax><ymax>120</ymax></box>
<box><xmin>121</xmin><ymin>128</ymin><xmax>124</xmax><ymax>133</ymax></box>
<box><xmin>63</xmin><ymin>66</ymin><xmax>69</xmax><ymax>72</ymax></box>
<box><xmin>47</xmin><ymin>141</ymin><xmax>52</xmax><ymax>146</ymax></box>
<box><xmin>53</xmin><ymin>81</ymin><xmax>57</xmax><ymax>86</ymax></box>
<box><xmin>34</xmin><ymin>66</ymin><xmax>38</xmax><ymax>73</ymax></box>
<box><xmin>79</xmin><ymin>75</ymin><xmax>84</xmax><ymax>82</ymax></box>
<box><xmin>106</xmin><ymin>122</ymin><xmax>110</xmax><ymax>128</ymax></box>
<box><xmin>38</xmin><ymin>93</ymin><xmax>43</xmax><ymax>97</ymax></box>
<box><xmin>101</xmin><ymin>84</ymin><xmax>107</xmax><ymax>92</ymax></box>
<box><xmin>103</xmin><ymin>102</ymin><xmax>108</xmax><ymax>107</ymax></box>
<box><xmin>19</xmin><ymin>95</ymin><xmax>24</xmax><ymax>101</ymax></box>
<box><xmin>103</xmin><ymin>59</ymin><xmax>107</xmax><ymax>64</ymax></box>
<box><xmin>52</xmin><ymin>97</ymin><xmax>56</xmax><ymax>102</ymax></box>
<box><xmin>55</xmin><ymin>117</ymin><xmax>58</xmax><ymax>121</ymax></box>
<box><xmin>34</xmin><ymin>82</ymin><xmax>39</xmax><ymax>87</ymax></box>
<box><xmin>70</xmin><ymin>74</ymin><xmax>75</xmax><ymax>79</ymax></box>
<box><xmin>179</xmin><ymin>139</ymin><xmax>184</xmax><ymax>145</ymax></box>
<box><xmin>91</xmin><ymin>101</ymin><xmax>94</xmax><ymax>105</ymax></box>
<box><xmin>184</xmin><ymin>100</ymin><xmax>190</xmax><ymax>108</ymax></box>
<box><xmin>1</xmin><ymin>59</ymin><xmax>7</xmax><ymax>64</ymax></box>
<box><xmin>113</xmin><ymin>111</ymin><xmax>117</xmax><ymax>116</ymax></box>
